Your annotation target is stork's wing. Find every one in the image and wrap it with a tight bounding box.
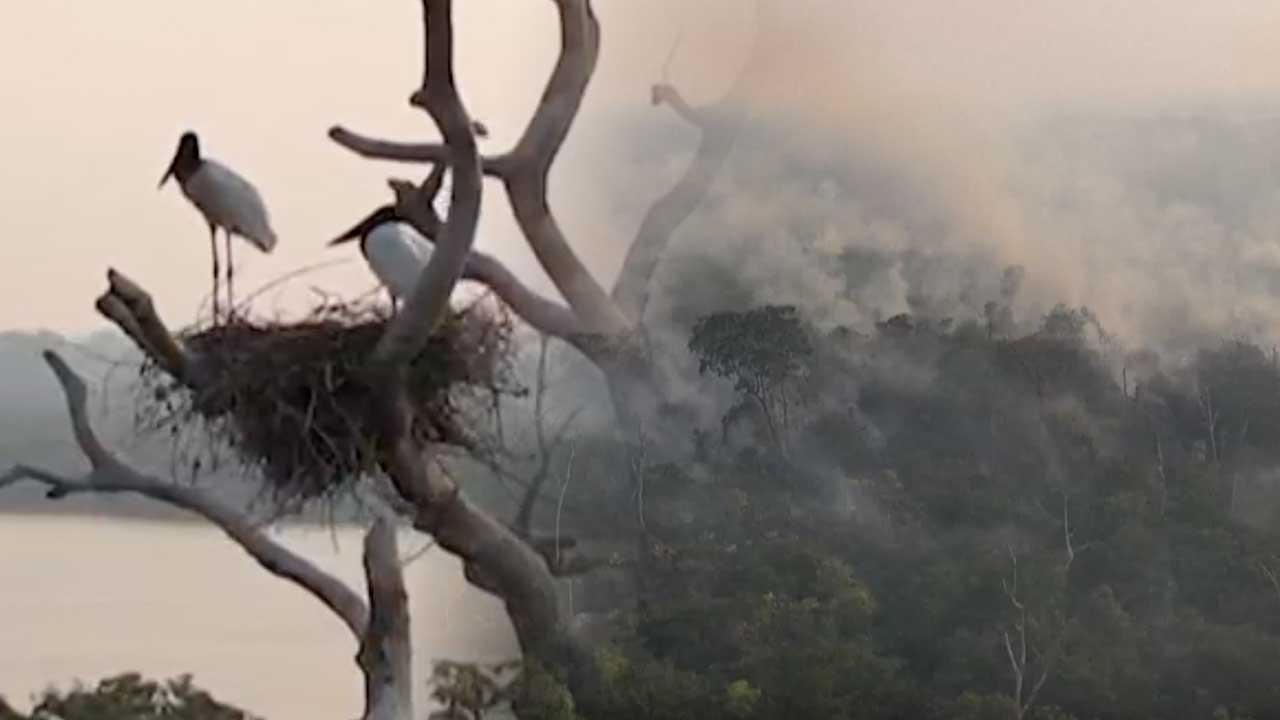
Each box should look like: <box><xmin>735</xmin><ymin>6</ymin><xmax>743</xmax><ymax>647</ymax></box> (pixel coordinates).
<box><xmin>187</xmin><ymin>160</ymin><xmax>278</xmax><ymax>252</ymax></box>
<box><xmin>365</xmin><ymin>224</ymin><xmax>433</xmax><ymax>300</ymax></box>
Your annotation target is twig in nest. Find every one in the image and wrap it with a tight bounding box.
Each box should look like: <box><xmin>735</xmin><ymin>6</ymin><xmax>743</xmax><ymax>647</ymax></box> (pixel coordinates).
<box><xmin>132</xmin><ymin>295</ymin><xmax>524</xmax><ymax>512</ymax></box>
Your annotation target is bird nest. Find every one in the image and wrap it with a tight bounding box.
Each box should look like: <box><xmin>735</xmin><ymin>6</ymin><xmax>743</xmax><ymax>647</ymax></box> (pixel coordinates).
<box><xmin>134</xmin><ymin>296</ymin><xmax>522</xmax><ymax>510</ymax></box>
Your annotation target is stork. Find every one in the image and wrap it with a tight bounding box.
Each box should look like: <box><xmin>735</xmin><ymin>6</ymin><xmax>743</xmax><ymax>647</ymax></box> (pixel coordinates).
<box><xmin>159</xmin><ymin>131</ymin><xmax>278</xmax><ymax>323</ymax></box>
<box><xmin>328</xmin><ymin>205</ymin><xmax>432</xmax><ymax>314</ymax></box>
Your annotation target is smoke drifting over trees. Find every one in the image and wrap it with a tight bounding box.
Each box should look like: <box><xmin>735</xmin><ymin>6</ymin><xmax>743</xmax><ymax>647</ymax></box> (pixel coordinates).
<box><xmin>10</xmin><ymin>1</ymin><xmax>1280</xmax><ymax>719</ymax></box>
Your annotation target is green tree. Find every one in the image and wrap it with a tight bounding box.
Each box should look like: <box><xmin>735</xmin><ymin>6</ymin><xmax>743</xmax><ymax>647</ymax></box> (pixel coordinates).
<box><xmin>689</xmin><ymin>304</ymin><xmax>813</xmax><ymax>451</ymax></box>
<box><xmin>5</xmin><ymin>674</ymin><xmax>257</xmax><ymax>720</ymax></box>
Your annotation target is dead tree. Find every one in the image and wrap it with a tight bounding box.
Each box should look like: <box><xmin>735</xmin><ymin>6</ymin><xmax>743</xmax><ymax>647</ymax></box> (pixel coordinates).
<box><xmin>1260</xmin><ymin>556</ymin><xmax>1280</xmax><ymax>606</ymax></box>
<box><xmin>1197</xmin><ymin>384</ymin><xmax>1221</xmax><ymax>463</ymax></box>
<box><xmin>57</xmin><ymin>0</ymin><xmax>760</xmax><ymax>716</ymax></box>
<box><xmin>511</xmin><ymin>334</ymin><xmax>581</xmax><ymax>541</ymax></box>
<box><xmin>1000</xmin><ymin>548</ymin><xmax>1060</xmax><ymax>720</ymax></box>
<box><xmin>0</xmin><ymin>353</ymin><xmax>412</xmax><ymax>720</ymax></box>
<box><xmin>1000</xmin><ymin>493</ymin><xmax>1085</xmax><ymax>720</ymax></box>
<box><xmin>330</xmin><ymin>0</ymin><xmax>767</xmax><ymax>443</ymax></box>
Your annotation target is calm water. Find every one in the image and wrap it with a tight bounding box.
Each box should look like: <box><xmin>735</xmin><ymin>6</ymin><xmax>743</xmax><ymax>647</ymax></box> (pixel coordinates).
<box><xmin>0</xmin><ymin>514</ymin><xmax>517</xmax><ymax>719</ymax></box>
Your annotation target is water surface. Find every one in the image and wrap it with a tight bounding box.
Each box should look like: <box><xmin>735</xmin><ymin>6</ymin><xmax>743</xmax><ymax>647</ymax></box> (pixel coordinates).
<box><xmin>0</xmin><ymin>514</ymin><xmax>516</xmax><ymax>719</ymax></box>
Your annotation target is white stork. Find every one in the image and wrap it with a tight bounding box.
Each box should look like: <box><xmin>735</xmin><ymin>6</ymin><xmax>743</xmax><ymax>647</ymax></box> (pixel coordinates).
<box><xmin>328</xmin><ymin>205</ymin><xmax>432</xmax><ymax>313</ymax></box>
<box><xmin>159</xmin><ymin>131</ymin><xmax>278</xmax><ymax>323</ymax></box>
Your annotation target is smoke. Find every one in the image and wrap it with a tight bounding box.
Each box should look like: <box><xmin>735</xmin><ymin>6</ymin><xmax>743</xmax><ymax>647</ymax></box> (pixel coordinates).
<box><xmin>574</xmin><ymin>0</ymin><xmax>1280</xmax><ymax>359</ymax></box>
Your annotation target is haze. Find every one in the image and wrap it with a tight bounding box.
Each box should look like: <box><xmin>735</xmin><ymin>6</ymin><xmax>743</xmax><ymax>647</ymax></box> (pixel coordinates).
<box><xmin>5</xmin><ymin>1</ymin><xmax>1280</xmax><ymax>335</ymax></box>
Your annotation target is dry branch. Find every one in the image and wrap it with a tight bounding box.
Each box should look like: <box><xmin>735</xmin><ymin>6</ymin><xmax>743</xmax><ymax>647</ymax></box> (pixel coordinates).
<box><xmin>0</xmin><ymin>351</ymin><xmax>370</xmax><ymax>640</ymax></box>
<box><xmin>499</xmin><ymin>0</ymin><xmax>628</xmax><ymax>335</ymax></box>
<box><xmin>328</xmin><ymin>127</ymin><xmax>510</xmax><ymax>177</ymax></box>
<box><xmin>372</xmin><ymin>0</ymin><xmax>482</xmax><ymax>369</ymax></box>
<box><xmin>1260</xmin><ymin>558</ymin><xmax>1280</xmax><ymax>604</ymax></box>
<box><xmin>80</xmin><ymin>0</ymin><xmax>765</xmax><ymax>711</ymax></box>
<box><xmin>333</xmin><ymin>0</ymin><xmax>760</xmax><ymax>355</ymax></box>
<box><xmin>352</xmin><ymin>4</ymin><xmax>592</xmax><ymax>688</ymax></box>
<box><xmin>96</xmin><ymin>269</ymin><xmax>199</xmax><ymax>385</ymax></box>
<box><xmin>383</xmin><ymin>175</ymin><xmax>589</xmax><ymax>347</ymax></box>
<box><xmin>332</xmin><ymin>1</ymin><xmax>630</xmax><ymax>336</ymax></box>
<box><xmin>610</xmin><ymin>16</ymin><xmax>765</xmax><ymax>322</ymax></box>
<box><xmin>360</xmin><ymin>516</ymin><xmax>414</xmax><ymax>720</ymax></box>
<box><xmin>2</xmin><ymin>351</ymin><xmax>424</xmax><ymax>719</ymax></box>
<box><xmin>463</xmin><ymin>253</ymin><xmax>586</xmax><ymax>343</ymax></box>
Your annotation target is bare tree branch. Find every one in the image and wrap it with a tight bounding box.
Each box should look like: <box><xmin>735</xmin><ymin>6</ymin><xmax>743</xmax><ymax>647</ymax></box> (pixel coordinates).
<box><xmin>512</xmin><ymin>335</ymin><xmax>582</xmax><ymax>538</ymax></box>
<box><xmin>610</xmin><ymin>13</ymin><xmax>764</xmax><ymax>323</ymax></box>
<box><xmin>385</xmin><ymin>168</ymin><xmax>589</xmax><ymax>349</ymax></box>
<box><xmin>336</xmin><ymin>0</ymin><xmax>759</xmax><ymax>350</ymax></box>
<box><xmin>346</xmin><ymin>5</ymin><xmax>594</xmax><ymax>689</ymax></box>
<box><xmin>997</xmin><ymin>544</ymin><xmax>1069</xmax><ymax>720</ymax></box>
<box><xmin>499</xmin><ymin>0</ymin><xmax>630</xmax><ymax>336</ymax></box>
<box><xmin>371</xmin><ymin>0</ymin><xmax>482</xmax><ymax>370</ymax></box>
<box><xmin>94</xmin><ymin>269</ymin><xmax>200</xmax><ymax>386</ymax></box>
<box><xmin>418</xmin><ymin>162</ymin><xmax>450</xmax><ymax>213</ymax></box>
<box><xmin>88</xmin><ymin>191</ymin><xmax>585</xmax><ymax>696</ymax></box>
<box><xmin>463</xmin><ymin>253</ymin><xmax>586</xmax><ymax>342</ymax></box>
<box><xmin>1061</xmin><ymin>493</ymin><xmax>1091</xmax><ymax>574</ymax></box>
<box><xmin>359</xmin><ymin>516</ymin><xmax>414</xmax><ymax>720</ymax></box>
<box><xmin>1</xmin><ymin>351</ymin><xmax>370</xmax><ymax>641</ymax></box>
<box><xmin>328</xmin><ymin>127</ymin><xmax>512</xmax><ymax>177</ymax></box>
<box><xmin>515</xmin><ymin>335</ymin><xmax>553</xmax><ymax>535</ymax></box>
<box><xmin>1259</xmin><ymin>558</ymin><xmax>1280</xmax><ymax>604</ymax></box>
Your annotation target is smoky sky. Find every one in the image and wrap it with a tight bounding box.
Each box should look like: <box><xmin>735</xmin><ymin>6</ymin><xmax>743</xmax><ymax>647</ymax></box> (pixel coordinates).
<box><xmin>581</xmin><ymin>1</ymin><xmax>1280</xmax><ymax>361</ymax></box>
<box><xmin>8</xmin><ymin>0</ymin><xmax>1280</xmax><ymax>346</ymax></box>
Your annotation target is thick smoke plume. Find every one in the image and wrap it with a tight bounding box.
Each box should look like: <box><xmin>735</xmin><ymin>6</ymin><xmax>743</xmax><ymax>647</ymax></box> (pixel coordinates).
<box><xmin>577</xmin><ymin>0</ymin><xmax>1280</xmax><ymax>359</ymax></box>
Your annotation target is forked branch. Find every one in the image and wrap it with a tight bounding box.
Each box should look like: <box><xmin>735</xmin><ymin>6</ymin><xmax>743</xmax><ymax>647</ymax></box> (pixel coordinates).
<box><xmin>356</xmin><ymin>4</ymin><xmax>592</xmax><ymax>685</ymax></box>
<box><xmin>384</xmin><ymin>177</ymin><xmax>588</xmax><ymax>346</ymax></box>
<box><xmin>332</xmin><ymin>0</ymin><xmax>759</xmax><ymax>353</ymax></box>
<box><xmin>610</xmin><ymin>12</ymin><xmax>764</xmax><ymax>322</ymax></box>
<box><xmin>500</xmin><ymin>0</ymin><xmax>629</xmax><ymax>335</ymax></box>
<box><xmin>95</xmin><ymin>269</ymin><xmax>199</xmax><ymax>386</ymax></box>
<box><xmin>3</xmin><ymin>352</ymin><xmax>423</xmax><ymax>719</ymax></box>
<box><xmin>372</xmin><ymin>0</ymin><xmax>482</xmax><ymax>370</ymax></box>
<box><xmin>0</xmin><ymin>351</ymin><xmax>369</xmax><ymax>640</ymax></box>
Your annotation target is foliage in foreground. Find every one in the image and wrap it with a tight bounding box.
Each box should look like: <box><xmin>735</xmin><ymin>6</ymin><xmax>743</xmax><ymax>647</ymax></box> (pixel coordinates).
<box><xmin>0</xmin><ymin>674</ymin><xmax>258</xmax><ymax>720</ymax></box>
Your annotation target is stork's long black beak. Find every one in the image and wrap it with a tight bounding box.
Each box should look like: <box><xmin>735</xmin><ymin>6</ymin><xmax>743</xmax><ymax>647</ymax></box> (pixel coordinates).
<box><xmin>158</xmin><ymin>161</ymin><xmax>176</xmax><ymax>189</ymax></box>
<box><xmin>328</xmin><ymin>206</ymin><xmax>395</xmax><ymax>247</ymax></box>
<box><xmin>158</xmin><ymin>146</ymin><xmax>182</xmax><ymax>188</ymax></box>
<box><xmin>328</xmin><ymin>217</ymin><xmax>368</xmax><ymax>246</ymax></box>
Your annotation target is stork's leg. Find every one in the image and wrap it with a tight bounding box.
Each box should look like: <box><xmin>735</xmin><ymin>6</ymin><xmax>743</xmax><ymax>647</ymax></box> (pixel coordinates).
<box><xmin>208</xmin><ymin>223</ymin><xmax>221</xmax><ymax>325</ymax></box>
<box><xmin>225</xmin><ymin>231</ymin><xmax>236</xmax><ymax>321</ymax></box>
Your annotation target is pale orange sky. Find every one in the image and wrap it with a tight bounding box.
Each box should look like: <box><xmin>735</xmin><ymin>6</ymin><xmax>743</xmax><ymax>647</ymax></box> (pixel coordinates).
<box><xmin>5</xmin><ymin>1</ymin><xmax>1280</xmax><ymax>333</ymax></box>
<box><xmin>0</xmin><ymin>0</ymin><xmax>748</xmax><ymax>332</ymax></box>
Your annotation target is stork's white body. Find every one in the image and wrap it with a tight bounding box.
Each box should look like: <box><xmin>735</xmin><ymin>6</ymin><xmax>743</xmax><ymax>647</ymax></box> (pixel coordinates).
<box><xmin>364</xmin><ymin>223</ymin><xmax>432</xmax><ymax>301</ymax></box>
<box><xmin>180</xmin><ymin>160</ymin><xmax>278</xmax><ymax>252</ymax></box>
<box><xmin>160</xmin><ymin>131</ymin><xmax>277</xmax><ymax>324</ymax></box>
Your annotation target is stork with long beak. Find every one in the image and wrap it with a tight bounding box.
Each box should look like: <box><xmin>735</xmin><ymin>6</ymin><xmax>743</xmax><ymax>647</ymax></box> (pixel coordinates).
<box><xmin>160</xmin><ymin>131</ymin><xmax>278</xmax><ymax>323</ymax></box>
<box><xmin>328</xmin><ymin>205</ymin><xmax>432</xmax><ymax>314</ymax></box>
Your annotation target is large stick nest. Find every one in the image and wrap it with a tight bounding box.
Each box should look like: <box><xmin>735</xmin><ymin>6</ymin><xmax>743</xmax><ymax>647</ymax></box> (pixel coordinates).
<box><xmin>135</xmin><ymin>296</ymin><xmax>523</xmax><ymax>509</ymax></box>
